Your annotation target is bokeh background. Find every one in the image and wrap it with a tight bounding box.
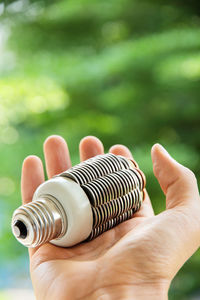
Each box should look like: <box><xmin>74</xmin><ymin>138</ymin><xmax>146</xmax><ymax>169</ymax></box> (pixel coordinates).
<box><xmin>0</xmin><ymin>0</ymin><xmax>200</xmax><ymax>299</ymax></box>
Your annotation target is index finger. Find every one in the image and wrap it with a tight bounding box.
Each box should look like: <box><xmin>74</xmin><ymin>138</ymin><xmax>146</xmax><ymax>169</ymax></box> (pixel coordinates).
<box><xmin>21</xmin><ymin>155</ymin><xmax>45</xmax><ymax>205</ymax></box>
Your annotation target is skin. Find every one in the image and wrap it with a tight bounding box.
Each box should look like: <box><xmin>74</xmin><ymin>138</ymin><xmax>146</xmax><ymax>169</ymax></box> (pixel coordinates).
<box><xmin>21</xmin><ymin>135</ymin><xmax>200</xmax><ymax>300</ymax></box>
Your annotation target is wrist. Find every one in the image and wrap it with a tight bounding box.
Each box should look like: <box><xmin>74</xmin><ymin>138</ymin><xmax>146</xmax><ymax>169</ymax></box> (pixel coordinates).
<box><xmin>89</xmin><ymin>281</ymin><xmax>170</xmax><ymax>300</ymax></box>
<box><xmin>124</xmin><ymin>282</ymin><xmax>169</xmax><ymax>300</ymax></box>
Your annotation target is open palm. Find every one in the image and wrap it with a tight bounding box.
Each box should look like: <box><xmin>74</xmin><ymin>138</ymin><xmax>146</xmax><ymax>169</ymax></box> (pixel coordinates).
<box><xmin>21</xmin><ymin>136</ymin><xmax>200</xmax><ymax>300</ymax></box>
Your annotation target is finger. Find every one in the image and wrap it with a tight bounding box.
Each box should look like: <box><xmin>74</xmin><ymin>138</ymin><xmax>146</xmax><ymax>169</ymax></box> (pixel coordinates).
<box><xmin>21</xmin><ymin>156</ymin><xmax>45</xmax><ymax>259</ymax></box>
<box><xmin>109</xmin><ymin>144</ymin><xmax>133</xmax><ymax>159</ymax></box>
<box><xmin>44</xmin><ymin>135</ymin><xmax>71</xmax><ymax>178</ymax></box>
<box><xmin>79</xmin><ymin>136</ymin><xmax>104</xmax><ymax>162</ymax></box>
<box><xmin>21</xmin><ymin>155</ymin><xmax>45</xmax><ymax>205</ymax></box>
<box><xmin>109</xmin><ymin>144</ymin><xmax>139</xmax><ymax>168</ymax></box>
<box><xmin>151</xmin><ymin>143</ymin><xmax>199</xmax><ymax>209</ymax></box>
<box><xmin>109</xmin><ymin>144</ymin><xmax>154</xmax><ymax>217</ymax></box>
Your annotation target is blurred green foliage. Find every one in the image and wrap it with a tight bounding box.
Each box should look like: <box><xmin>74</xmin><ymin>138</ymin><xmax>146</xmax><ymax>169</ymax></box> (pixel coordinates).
<box><xmin>0</xmin><ymin>0</ymin><xmax>200</xmax><ymax>298</ymax></box>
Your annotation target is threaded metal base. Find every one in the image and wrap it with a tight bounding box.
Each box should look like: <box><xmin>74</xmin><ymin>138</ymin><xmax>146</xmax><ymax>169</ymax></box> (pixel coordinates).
<box><xmin>11</xmin><ymin>195</ymin><xmax>67</xmax><ymax>247</ymax></box>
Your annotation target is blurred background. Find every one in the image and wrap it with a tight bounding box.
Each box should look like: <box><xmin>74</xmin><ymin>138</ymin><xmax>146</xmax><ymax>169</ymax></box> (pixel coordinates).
<box><xmin>0</xmin><ymin>0</ymin><xmax>200</xmax><ymax>299</ymax></box>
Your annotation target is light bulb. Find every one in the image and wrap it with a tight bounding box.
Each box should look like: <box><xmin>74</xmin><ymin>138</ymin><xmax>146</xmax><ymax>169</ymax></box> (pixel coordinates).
<box><xmin>11</xmin><ymin>153</ymin><xmax>146</xmax><ymax>248</ymax></box>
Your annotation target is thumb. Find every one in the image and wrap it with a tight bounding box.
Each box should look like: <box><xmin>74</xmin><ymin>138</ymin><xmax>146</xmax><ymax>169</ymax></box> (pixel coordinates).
<box><xmin>151</xmin><ymin>144</ymin><xmax>199</xmax><ymax>209</ymax></box>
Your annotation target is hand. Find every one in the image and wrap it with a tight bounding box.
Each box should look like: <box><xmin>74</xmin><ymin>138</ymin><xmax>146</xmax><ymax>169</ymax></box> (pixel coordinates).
<box><xmin>21</xmin><ymin>135</ymin><xmax>200</xmax><ymax>300</ymax></box>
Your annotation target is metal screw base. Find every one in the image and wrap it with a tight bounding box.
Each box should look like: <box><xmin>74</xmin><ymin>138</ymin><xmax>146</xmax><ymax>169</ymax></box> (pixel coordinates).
<box><xmin>12</xmin><ymin>195</ymin><xmax>67</xmax><ymax>247</ymax></box>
